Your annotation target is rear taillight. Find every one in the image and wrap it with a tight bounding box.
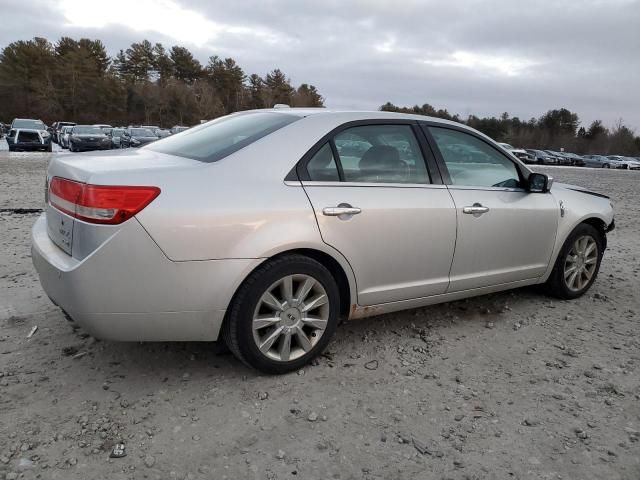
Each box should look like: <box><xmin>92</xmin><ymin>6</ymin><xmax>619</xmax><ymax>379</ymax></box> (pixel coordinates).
<box><xmin>49</xmin><ymin>177</ymin><xmax>160</xmax><ymax>225</ymax></box>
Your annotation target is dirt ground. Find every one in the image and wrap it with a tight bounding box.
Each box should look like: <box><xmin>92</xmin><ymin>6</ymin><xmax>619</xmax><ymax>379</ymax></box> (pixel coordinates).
<box><xmin>1</xmin><ymin>148</ymin><xmax>639</xmax><ymax>480</ymax></box>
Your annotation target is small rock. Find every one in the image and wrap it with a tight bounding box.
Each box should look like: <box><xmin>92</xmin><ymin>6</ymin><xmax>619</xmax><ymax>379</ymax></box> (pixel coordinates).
<box><xmin>110</xmin><ymin>444</ymin><xmax>126</xmax><ymax>458</ymax></box>
<box><xmin>67</xmin><ymin>457</ymin><xmax>78</xmax><ymax>466</ymax></box>
<box><xmin>275</xmin><ymin>449</ymin><xmax>285</xmax><ymax>460</ymax></box>
<box><xmin>144</xmin><ymin>455</ymin><xmax>156</xmax><ymax>468</ymax></box>
<box><xmin>307</xmin><ymin>412</ymin><xmax>318</xmax><ymax>422</ymax></box>
<box><xmin>454</xmin><ymin>414</ymin><xmax>464</xmax><ymax>422</ymax></box>
<box><xmin>524</xmin><ymin>418</ymin><xmax>539</xmax><ymax>427</ymax></box>
<box><xmin>364</xmin><ymin>360</ymin><xmax>378</xmax><ymax>370</ymax></box>
<box><xmin>485</xmin><ymin>322</ymin><xmax>495</xmax><ymax>329</ymax></box>
<box><xmin>258</xmin><ymin>392</ymin><xmax>269</xmax><ymax>401</ymax></box>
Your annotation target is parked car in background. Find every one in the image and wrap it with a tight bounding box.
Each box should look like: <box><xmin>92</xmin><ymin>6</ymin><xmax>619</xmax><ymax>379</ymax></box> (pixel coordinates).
<box><xmin>156</xmin><ymin>129</ymin><xmax>171</xmax><ymax>139</ymax></box>
<box><xmin>108</xmin><ymin>128</ymin><xmax>128</xmax><ymax>149</ymax></box>
<box><xmin>497</xmin><ymin>142</ymin><xmax>533</xmax><ymax>163</ymax></box>
<box><xmin>544</xmin><ymin>150</ymin><xmax>572</xmax><ymax>166</ymax></box>
<box><xmin>525</xmin><ymin>149</ymin><xmax>557</xmax><ymax>164</ymax></box>
<box><xmin>170</xmin><ymin>125</ymin><xmax>189</xmax><ymax>134</ymax></box>
<box><xmin>6</xmin><ymin>118</ymin><xmax>52</xmax><ymax>152</ymax></box>
<box><xmin>564</xmin><ymin>152</ymin><xmax>585</xmax><ymax>167</ymax></box>
<box><xmin>94</xmin><ymin>124</ymin><xmax>113</xmax><ymax>132</ymax></box>
<box><xmin>583</xmin><ymin>155</ymin><xmax>616</xmax><ymax>168</ymax></box>
<box><xmin>31</xmin><ymin>109</ymin><xmax>615</xmax><ymax>373</ymax></box>
<box><xmin>52</xmin><ymin>121</ymin><xmax>76</xmax><ymax>144</ymax></box>
<box><xmin>622</xmin><ymin>157</ymin><xmax>640</xmax><ymax>170</ymax></box>
<box><xmin>123</xmin><ymin>127</ymin><xmax>158</xmax><ymax>147</ymax></box>
<box><xmin>59</xmin><ymin>126</ymin><xmax>74</xmax><ymax>149</ymax></box>
<box><xmin>68</xmin><ymin>125</ymin><xmax>112</xmax><ymax>152</ymax></box>
<box><xmin>607</xmin><ymin>155</ymin><xmax>640</xmax><ymax>170</ymax></box>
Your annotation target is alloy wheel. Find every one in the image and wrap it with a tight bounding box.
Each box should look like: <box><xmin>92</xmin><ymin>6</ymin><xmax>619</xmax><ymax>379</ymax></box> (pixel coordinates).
<box><xmin>563</xmin><ymin>235</ymin><xmax>598</xmax><ymax>292</ymax></box>
<box><xmin>252</xmin><ymin>274</ymin><xmax>329</xmax><ymax>362</ymax></box>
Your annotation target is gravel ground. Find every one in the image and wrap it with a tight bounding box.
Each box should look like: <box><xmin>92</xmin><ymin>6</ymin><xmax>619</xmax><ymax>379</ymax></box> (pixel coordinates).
<box><xmin>1</xmin><ymin>147</ymin><xmax>639</xmax><ymax>480</ymax></box>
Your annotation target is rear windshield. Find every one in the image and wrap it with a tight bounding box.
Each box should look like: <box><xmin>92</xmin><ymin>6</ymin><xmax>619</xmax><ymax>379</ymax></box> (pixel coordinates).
<box><xmin>146</xmin><ymin>111</ymin><xmax>299</xmax><ymax>162</ymax></box>
<box><xmin>73</xmin><ymin>126</ymin><xmax>103</xmax><ymax>135</ymax></box>
<box><xmin>13</xmin><ymin>119</ymin><xmax>45</xmax><ymax>130</ymax></box>
<box><xmin>130</xmin><ymin>128</ymin><xmax>155</xmax><ymax>136</ymax></box>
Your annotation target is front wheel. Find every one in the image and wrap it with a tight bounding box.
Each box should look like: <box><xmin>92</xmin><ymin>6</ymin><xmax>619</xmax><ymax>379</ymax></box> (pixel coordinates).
<box><xmin>603</xmin><ymin>164</ymin><xmax>610</xmax><ymax>168</ymax></box>
<box><xmin>223</xmin><ymin>254</ymin><xmax>340</xmax><ymax>374</ymax></box>
<box><xmin>545</xmin><ymin>223</ymin><xmax>604</xmax><ymax>299</ymax></box>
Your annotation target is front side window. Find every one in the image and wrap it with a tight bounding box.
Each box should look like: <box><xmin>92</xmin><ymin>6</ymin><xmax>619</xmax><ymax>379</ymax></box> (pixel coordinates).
<box><xmin>147</xmin><ymin>111</ymin><xmax>299</xmax><ymax>163</ymax></box>
<box><xmin>430</xmin><ymin>127</ymin><xmax>522</xmax><ymax>189</ymax></box>
<box><xmin>333</xmin><ymin>125</ymin><xmax>429</xmax><ymax>184</ymax></box>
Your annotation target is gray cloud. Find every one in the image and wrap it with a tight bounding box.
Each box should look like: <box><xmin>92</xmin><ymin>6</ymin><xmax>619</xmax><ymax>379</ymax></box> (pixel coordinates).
<box><xmin>1</xmin><ymin>0</ymin><xmax>639</xmax><ymax>129</ymax></box>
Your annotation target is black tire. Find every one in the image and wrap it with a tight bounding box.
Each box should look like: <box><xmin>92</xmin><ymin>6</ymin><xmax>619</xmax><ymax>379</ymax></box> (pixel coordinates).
<box><xmin>545</xmin><ymin>223</ymin><xmax>604</xmax><ymax>300</ymax></box>
<box><xmin>603</xmin><ymin>163</ymin><xmax>610</xmax><ymax>168</ymax></box>
<box><xmin>46</xmin><ymin>143</ymin><xmax>52</xmax><ymax>152</ymax></box>
<box><xmin>222</xmin><ymin>254</ymin><xmax>340</xmax><ymax>374</ymax></box>
<box><xmin>8</xmin><ymin>145</ymin><xmax>15</xmax><ymax>152</ymax></box>
<box><xmin>69</xmin><ymin>143</ymin><xmax>76</xmax><ymax>152</ymax></box>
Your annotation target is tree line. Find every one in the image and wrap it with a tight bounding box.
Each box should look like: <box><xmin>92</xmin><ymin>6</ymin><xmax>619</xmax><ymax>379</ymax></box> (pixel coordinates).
<box><xmin>1</xmin><ymin>36</ymin><xmax>638</xmax><ymax>156</ymax></box>
<box><xmin>381</xmin><ymin>102</ymin><xmax>640</xmax><ymax>156</ymax></box>
<box><xmin>0</xmin><ymin>37</ymin><xmax>324</xmax><ymax>127</ymax></box>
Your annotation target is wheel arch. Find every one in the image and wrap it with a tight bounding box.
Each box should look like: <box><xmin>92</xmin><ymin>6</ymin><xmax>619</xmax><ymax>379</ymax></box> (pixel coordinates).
<box><xmin>223</xmin><ymin>246</ymin><xmax>357</xmax><ymax>324</ymax></box>
<box><xmin>541</xmin><ymin>214</ymin><xmax>610</xmax><ymax>282</ymax></box>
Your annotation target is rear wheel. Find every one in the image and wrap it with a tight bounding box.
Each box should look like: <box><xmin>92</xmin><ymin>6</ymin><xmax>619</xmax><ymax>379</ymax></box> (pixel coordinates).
<box><xmin>603</xmin><ymin>163</ymin><xmax>610</xmax><ymax>168</ymax></box>
<box><xmin>223</xmin><ymin>254</ymin><xmax>340</xmax><ymax>374</ymax></box>
<box><xmin>545</xmin><ymin>223</ymin><xmax>604</xmax><ymax>299</ymax></box>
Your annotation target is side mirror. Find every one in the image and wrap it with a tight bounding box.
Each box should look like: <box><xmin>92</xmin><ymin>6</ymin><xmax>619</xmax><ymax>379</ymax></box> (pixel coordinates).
<box><xmin>528</xmin><ymin>172</ymin><xmax>552</xmax><ymax>193</ymax></box>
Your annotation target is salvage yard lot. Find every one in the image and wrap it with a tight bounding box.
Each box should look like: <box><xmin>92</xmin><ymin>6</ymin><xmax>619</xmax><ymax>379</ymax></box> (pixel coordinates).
<box><xmin>1</xmin><ymin>152</ymin><xmax>639</xmax><ymax>479</ymax></box>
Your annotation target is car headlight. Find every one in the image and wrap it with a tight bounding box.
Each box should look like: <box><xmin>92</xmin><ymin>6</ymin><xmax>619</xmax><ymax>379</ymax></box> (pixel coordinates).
<box><xmin>41</xmin><ymin>131</ymin><xmax>50</xmax><ymax>138</ymax></box>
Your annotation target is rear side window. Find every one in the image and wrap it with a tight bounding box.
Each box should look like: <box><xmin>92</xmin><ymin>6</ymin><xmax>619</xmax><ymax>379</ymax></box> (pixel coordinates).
<box><xmin>302</xmin><ymin>124</ymin><xmax>430</xmax><ymax>184</ymax></box>
<box><xmin>146</xmin><ymin>112</ymin><xmax>299</xmax><ymax>162</ymax></box>
<box><xmin>307</xmin><ymin>143</ymin><xmax>340</xmax><ymax>181</ymax></box>
<box><xmin>335</xmin><ymin>125</ymin><xmax>429</xmax><ymax>184</ymax></box>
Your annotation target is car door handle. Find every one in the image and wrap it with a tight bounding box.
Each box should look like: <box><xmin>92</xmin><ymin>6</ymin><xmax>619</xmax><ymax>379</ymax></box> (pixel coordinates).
<box><xmin>462</xmin><ymin>203</ymin><xmax>490</xmax><ymax>215</ymax></box>
<box><xmin>322</xmin><ymin>206</ymin><xmax>362</xmax><ymax>216</ymax></box>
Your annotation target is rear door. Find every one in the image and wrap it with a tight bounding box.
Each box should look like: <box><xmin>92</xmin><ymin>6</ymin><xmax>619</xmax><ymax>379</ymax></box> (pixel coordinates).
<box><xmin>299</xmin><ymin>122</ymin><xmax>457</xmax><ymax>306</ymax></box>
<box><xmin>424</xmin><ymin>124</ymin><xmax>558</xmax><ymax>292</ymax></box>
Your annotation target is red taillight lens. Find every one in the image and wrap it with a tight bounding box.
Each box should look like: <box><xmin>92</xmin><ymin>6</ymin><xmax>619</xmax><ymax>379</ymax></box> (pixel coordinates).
<box><xmin>49</xmin><ymin>177</ymin><xmax>160</xmax><ymax>225</ymax></box>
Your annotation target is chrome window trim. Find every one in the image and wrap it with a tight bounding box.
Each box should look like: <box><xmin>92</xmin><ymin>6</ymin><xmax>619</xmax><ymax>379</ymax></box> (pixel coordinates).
<box><xmin>299</xmin><ymin>181</ymin><xmax>448</xmax><ymax>189</ymax></box>
<box><xmin>446</xmin><ymin>185</ymin><xmax>527</xmax><ymax>193</ymax></box>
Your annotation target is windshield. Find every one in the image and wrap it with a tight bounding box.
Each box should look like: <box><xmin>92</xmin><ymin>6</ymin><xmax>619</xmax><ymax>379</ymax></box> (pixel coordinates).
<box><xmin>73</xmin><ymin>126</ymin><xmax>104</xmax><ymax>135</ymax></box>
<box><xmin>130</xmin><ymin>128</ymin><xmax>155</xmax><ymax>136</ymax></box>
<box><xmin>13</xmin><ymin>119</ymin><xmax>46</xmax><ymax>130</ymax></box>
<box><xmin>146</xmin><ymin>112</ymin><xmax>300</xmax><ymax>162</ymax></box>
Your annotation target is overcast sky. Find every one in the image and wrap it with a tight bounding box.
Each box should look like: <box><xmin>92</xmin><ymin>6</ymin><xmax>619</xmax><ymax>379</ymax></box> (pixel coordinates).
<box><xmin>2</xmin><ymin>0</ymin><xmax>639</xmax><ymax>130</ymax></box>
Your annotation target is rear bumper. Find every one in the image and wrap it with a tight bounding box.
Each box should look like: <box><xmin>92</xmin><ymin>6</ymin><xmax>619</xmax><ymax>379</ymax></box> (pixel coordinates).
<box><xmin>31</xmin><ymin>214</ymin><xmax>261</xmax><ymax>341</ymax></box>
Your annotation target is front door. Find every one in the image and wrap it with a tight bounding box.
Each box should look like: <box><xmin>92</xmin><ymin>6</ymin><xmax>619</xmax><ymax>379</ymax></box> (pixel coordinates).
<box><xmin>300</xmin><ymin>123</ymin><xmax>457</xmax><ymax>305</ymax></box>
<box><xmin>427</xmin><ymin>125</ymin><xmax>559</xmax><ymax>292</ymax></box>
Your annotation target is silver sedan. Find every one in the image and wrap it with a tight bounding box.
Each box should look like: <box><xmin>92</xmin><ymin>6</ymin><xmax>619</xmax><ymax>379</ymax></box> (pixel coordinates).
<box><xmin>32</xmin><ymin>109</ymin><xmax>615</xmax><ymax>373</ymax></box>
